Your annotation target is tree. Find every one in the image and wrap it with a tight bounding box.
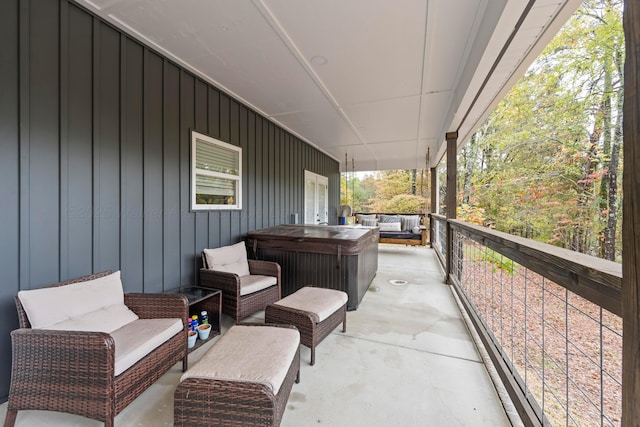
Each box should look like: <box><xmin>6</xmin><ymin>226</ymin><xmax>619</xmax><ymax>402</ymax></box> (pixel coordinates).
<box><xmin>458</xmin><ymin>0</ymin><xmax>624</xmax><ymax>261</ymax></box>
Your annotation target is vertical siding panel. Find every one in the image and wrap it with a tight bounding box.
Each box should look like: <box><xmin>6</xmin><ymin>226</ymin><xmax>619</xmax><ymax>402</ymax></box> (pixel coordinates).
<box><xmin>282</xmin><ymin>131</ymin><xmax>288</xmax><ymax>223</ymax></box>
<box><xmin>230</xmin><ymin>100</ymin><xmax>241</xmax><ymax>241</ymax></box>
<box><xmin>195</xmin><ymin>80</ymin><xmax>208</xmax><ymax>133</ymax></box>
<box><xmin>143</xmin><ymin>50</ymin><xmax>164</xmax><ymax>292</ymax></box>
<box><xmin>247</xmin><ymin>111</ymin><xmax>257</xmax><ymax>231</ymax></box>
<box><xmin>59</xmin><ymin>0</ymin><xmax>69</xmax><ymax>281</ymax></box>
<box><xmin>94</xmin><ymin>22</ymin><xmax>121</xmax><ymax>274</ymax></box>
<box><xmin>66</xmin><ymin>5</ymin><xmax>93</xmax><ymax>279</ymax></box>
<box><xmin>240</xmin><ymin>105</ymin><xmax>249</xmax><ymax>235</ymax></box>
<box><xmin>208</xmin><ymin>87</ymin><xmax>221</xmax><ymax>138</ymax></box>
<box><xmin>120</xmin><ymin>38</ymin><xmax>143</xmax><ymax>292</ymax></box>
<box><xmin>207</xmin><ymin>88</ymin><xmax>221</xmax><ymax>248</ymax></box>
<box><xmin>0</xmin><ymin>0</ymin><xmax>20</xmax><ymax>399</ymax></box>
<box><xmin>268</xmin><ymin>122</ymin><xmax>275</xmax><ymax>226</ymax></box>
<box><xmin>18</xmin><ymin>0</ymin><xmax>31</xmax><ymax>290</ymax></box>
<box><xmin>274</xmin><ymin>127</ymin><xmax>281</xmax><ymax>225</ymax></box>
<box><xmin>29</xmin><ymin>0</ymin><xmax>60</xmax><ymax>286</ymax></box>
<box><xmin>194</xmin><ymin>79</ymin><xmax>209</xmax><ymax>266</ymax></box>
<box><xmin>180</xmin><ymin>71</ymin><xmax>195</xmax><ymax>285</ymax></box>
<box><xmin>254</xmin><ymin>114</ymin><xmax>265</xmax><ymax>230</ymax></box>
<box><xmin>219</xmin><ymin>94</ymin><xmax>231</xmax><ymax>246</ymax></box>
<box><xmin>163</xmin><ymin>61</ymin><xmax>181</xmax><ymax>289</ymax></box>
<box><xmin>255</xmin><ymin>116</ymin><xmax>264</xmax><ymax>230</ymax></box>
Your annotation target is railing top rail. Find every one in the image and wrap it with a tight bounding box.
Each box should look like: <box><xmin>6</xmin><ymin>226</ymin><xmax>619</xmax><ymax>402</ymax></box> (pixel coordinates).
<box><xmin>448</xmin><ymin>218</ymin><xmax>622</xmax><ymax>316</ymax></box>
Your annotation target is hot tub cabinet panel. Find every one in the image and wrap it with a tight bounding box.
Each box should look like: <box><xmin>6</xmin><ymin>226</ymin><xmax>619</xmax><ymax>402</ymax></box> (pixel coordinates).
<box><xmin>247</xmin><ymin>225</ymin><xmax>378</xmax><ymax>310</ymax></box>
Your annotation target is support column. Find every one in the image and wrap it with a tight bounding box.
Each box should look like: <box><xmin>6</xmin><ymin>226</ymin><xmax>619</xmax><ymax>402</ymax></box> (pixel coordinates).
<box><xmin>430</xmin><ymin>167</ymin><xmax>437</xmax><ymax>247</ymax></box>
<box><xmin>430</xmin><ymin>167</ymin><xmax>437</xmax><ymax>213</ymax></box>
<box><xmin>622</xmin><ymin>2</ymin><xmax>640</xmax><ymax>425</ymax></box>
<box><xmin>445</xmin><ymin>132</ymin><xmax>458</xmax><ymax>283</ymax></box>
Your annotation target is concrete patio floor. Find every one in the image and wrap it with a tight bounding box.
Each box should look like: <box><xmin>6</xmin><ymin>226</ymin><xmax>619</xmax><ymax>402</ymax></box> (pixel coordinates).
<box><xmin>1</xmin><ymin>244</ymin><xmax>516</xmax><ymax>426</ymax></box>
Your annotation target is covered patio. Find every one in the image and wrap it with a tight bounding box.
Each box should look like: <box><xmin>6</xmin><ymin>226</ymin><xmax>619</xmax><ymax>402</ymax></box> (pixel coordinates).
<box><xmin>0</xmin><ymin>245</ymin><xmax>515</xmax><ymax>426</ymax></box>
<box><xmin>2</xmin><ymin>0</ymin><xmax>640</xmax><ymax>425</ymax></box>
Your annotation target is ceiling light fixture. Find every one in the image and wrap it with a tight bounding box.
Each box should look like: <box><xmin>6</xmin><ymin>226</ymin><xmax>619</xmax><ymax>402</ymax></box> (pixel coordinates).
<box><xmin>310</xmin><ymin>55</ymin><xmax>328</xmax><ymax>66</ymax></box>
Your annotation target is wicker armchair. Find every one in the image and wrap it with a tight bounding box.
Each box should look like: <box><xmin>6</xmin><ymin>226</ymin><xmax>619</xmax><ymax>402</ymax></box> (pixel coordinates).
<box><xmin>200</xmin><ymin>242</ymin><xmax>281</xmax><ymax>323</ymax></box>
<box><xmin>4</xmin><ymin>271</ymin><xmax>188</xmax><ymax>427</ymax></box>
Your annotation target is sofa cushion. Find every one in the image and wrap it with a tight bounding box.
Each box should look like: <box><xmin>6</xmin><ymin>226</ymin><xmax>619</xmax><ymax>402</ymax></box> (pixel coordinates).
<box><xmin>240</xmin><ymin>275</ymin><xmax>278</xmax><ymax>296</ymax></box>
<box><xmin>111</xmin><ymin>318</ymin><xmax>183</xmax><ymax>376</ymax></box>
<box><xmin>379</xmin><ymin>222</ymin><xmax>401</xmax><ymax>232</ymax></box>
<box><xmin>356</xmin><ymin>214</ymin><xmax>376</xmax><ymax>224</ymax></box>
<box><xmin>181</xmin><ymin>325</ymin><xmax>300</xmax><ymax>394</ymax></box>
<box><xmin>400</xmin><ymin>215</ymin><xmax>421</xmax><ymax>231</ymax></box>
<box><xmin>46</xmin><ymin>303</ymin><xmax>139</xmax><ymax>333</ymax></box>
<box><xmin>17</xmin><ymin>271</ymin><xmax>132</xmax><ymax>329</ymax></box>
<box><xmin>273</xmin><ymin>287</ymin><xmax>348</xmax><ymax>322</ymax></box>
<box><xmin>203</xmin><ymin>242</ymin><xmax>251</xmax><ymax>277</ymax></box>
<box><xmin>379</xmin><ymin>214</ymin><xmax>401</xmax><ymax>223</ymax></box>
<box><xmin>361</xmin><ymin>218</ymin><xmax>377</xmax><ymax>227</ymax></box>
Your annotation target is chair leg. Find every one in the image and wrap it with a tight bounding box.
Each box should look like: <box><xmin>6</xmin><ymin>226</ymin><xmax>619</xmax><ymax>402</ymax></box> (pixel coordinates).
<box><xmin>310</xmin><ymin>346</ymin><xmax>315</xmax><ymax>366</ymax></box>
<box><xmin>3</xmin><ymin>408</ymin><xmax>17</xmax><ymax>427</ymax></box>
<box><xmin>296</xmin><ymin>369</ymin><xmax>300</xmax><ymax>384</ymax></box>
<box><xmin>182</xmin><ymin>353</ymin><xmax>188</xmax><ymax>372</ymax></box>
<box><xmin>342</xmin><ymin>316</ymin><xmax>347</xmax><ymax>333</ymax></box>
<box><xmin>105</xmin><ymin>416</ymin><xmax>114</xmax><ymax>427</ymax></box>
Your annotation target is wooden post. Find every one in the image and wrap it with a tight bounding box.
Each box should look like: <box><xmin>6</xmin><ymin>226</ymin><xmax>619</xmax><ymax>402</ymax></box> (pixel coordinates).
<box><xmin>622</xmin><ymin>2</ymin><xmax>640</xmax><ymax>425</ymax></box>
<box><xmin>446</xmin><ymin>132</ymin><xmax>458</xmax><ymax>220</ymax></box>
<box><xmin>445</xmin><ymin>132</ymin><xmax>458</xmax><ymax>284</ymax></box>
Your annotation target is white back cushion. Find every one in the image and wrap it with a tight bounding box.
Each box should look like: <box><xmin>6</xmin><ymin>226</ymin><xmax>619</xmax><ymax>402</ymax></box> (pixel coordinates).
<box><xmin>18</xmin><ymin>271</ymin><xmax>133</xmax><ymax>329</ymax></box>
<box><xmin>203</xmin><ymin>242</ymin><xmax>251</xmax><ymax>277</ymax></box>
<box><xmin>378</xmin><ymin>222</ymin><xmax>401</xmax><ymax>232</ymax></box>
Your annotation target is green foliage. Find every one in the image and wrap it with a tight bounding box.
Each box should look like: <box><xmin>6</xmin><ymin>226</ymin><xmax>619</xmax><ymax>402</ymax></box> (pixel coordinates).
<box><xmin>371</xmin><ymin>194</ymin><xmax>426</xmax><ymax>214</ymax></box>
<box><xmin>342</xmin><ymin>169</ymin><xmax>429</xmax><ymax>214</ymax></box>
<box><xmin>458</xmin><ymin>0</ymin><xmax>623</xmax><ymax>261</ymax></box>
<box><xmin>480</xmin><ymin>249</ymin><xmax>516</xmax><ymax>275</ymax></box>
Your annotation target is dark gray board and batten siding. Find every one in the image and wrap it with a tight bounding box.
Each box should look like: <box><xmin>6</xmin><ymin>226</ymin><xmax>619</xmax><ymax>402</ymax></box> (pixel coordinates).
<box><xmin>0</xmin><ymin>0</ymin><xmax>340</xmax><ymax>401</ymax></box>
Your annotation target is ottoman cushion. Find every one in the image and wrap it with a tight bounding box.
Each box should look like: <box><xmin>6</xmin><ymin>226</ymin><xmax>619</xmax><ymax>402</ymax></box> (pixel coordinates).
<box><xmin>180</xmin><ymin>325</ymin><xmax>299</xmax><ymax>394</ymax></box>
<box><xmin>273</xmin><ymin>287</ymin><xmax>348</xmax><ymax>322</ymax></box>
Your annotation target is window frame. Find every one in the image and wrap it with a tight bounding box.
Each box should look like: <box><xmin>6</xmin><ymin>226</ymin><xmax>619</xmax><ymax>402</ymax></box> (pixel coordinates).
<box><xmin>190</xmin><ymin>130</ymin><xmax>242</xmax><ymax>211</ymax></box>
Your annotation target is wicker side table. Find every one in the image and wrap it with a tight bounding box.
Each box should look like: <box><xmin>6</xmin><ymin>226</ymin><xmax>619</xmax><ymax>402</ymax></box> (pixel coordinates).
<box><xmin>164</xmin><ymin>286</ymin><xmax>221</xmax><ymax>353</ymax></box>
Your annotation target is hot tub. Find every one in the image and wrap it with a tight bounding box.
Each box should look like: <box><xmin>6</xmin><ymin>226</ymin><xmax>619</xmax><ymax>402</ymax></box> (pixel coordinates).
<box><xmin>247</xmin><ymin>225</ymin><xmax>379</xmax><ymax>310</ymax></box>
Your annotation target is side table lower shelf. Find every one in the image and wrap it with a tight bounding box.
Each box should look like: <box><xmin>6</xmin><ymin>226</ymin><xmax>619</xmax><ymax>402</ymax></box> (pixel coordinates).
<box><xmin>164</xmin><ymin>286</ymin><xmax>222</xmax><ymax>353</ymax></box>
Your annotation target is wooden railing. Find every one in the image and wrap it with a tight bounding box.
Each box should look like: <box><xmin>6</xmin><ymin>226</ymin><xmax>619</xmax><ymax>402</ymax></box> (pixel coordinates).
<box><xmin>429</xmin><ymin>215</ymin><xmax>623</xmax><ymax>426</ymax></box>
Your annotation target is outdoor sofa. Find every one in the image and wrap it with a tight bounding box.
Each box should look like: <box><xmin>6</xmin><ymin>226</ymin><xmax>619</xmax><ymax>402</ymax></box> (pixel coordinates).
<box><xmin>4</xmin><ymin>270</ymin><xmax>188</xmax><ymax>427</ymax></box>
<box><xmin>356</xmin><ymin>214</ymin><xmax>428</xmax><ymax>246</ymax></box>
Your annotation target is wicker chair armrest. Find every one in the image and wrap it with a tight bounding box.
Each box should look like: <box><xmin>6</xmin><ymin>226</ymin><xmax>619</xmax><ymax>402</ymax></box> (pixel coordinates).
<box><xmin>248</xmin><ymin>259</ymin><xmax>281</xmax><ymax>278</ymax></box>
<box><xmin>199</xmin><ymin>268</ymin><xmax>241</xmax><ymax>293</ymax></box>
<box><xmin>125</xmin><ymin>293</ymin><xmax>188</xmax><ymax>321</ymax></box>
<box><xmin>10</xmin><ymin>328</ymin><xmax>116</xmax><ymax>380</ymax></box>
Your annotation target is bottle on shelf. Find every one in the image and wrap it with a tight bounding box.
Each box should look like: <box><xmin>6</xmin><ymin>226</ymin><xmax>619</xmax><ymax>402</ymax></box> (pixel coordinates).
<box><xmin>191</xmin><ymin>315</ymin><xmax>199</xmax><ymax>331</ymax></box>
<box><xmin>200</xmin><ymin>310</ymin><xmax>209</xmax><ymax>325</ymax></box>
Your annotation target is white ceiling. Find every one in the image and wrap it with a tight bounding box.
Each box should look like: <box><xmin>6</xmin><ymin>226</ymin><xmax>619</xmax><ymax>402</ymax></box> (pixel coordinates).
<box><xmin>76</xmin><ymin>0</ymin><xmax>582</xmax><ymax>171</ymax></box>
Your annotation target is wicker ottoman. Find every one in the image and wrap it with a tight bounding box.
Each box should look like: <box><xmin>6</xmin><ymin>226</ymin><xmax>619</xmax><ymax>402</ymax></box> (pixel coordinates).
<box><xmin>265</xmin><ymin>286</ymin><xmax>348</xmax><ymax>365</ymax></box>
<box><xmin>174</xmin><ymin>324</ymin><xmax>300</xmax><ymax>427</ymax></box>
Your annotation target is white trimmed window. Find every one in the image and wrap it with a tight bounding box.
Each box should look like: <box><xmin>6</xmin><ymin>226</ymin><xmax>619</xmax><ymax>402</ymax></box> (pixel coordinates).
<box><xmin>191</xmin><ymin>130</ymin><xmax>242</xmax><ymax>210</ymax></box>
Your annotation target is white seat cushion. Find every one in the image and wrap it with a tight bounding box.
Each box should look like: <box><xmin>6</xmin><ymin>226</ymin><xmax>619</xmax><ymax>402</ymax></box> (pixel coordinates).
<box><xmin>203</xmin><ymin>242</ymin><xmax>251</xmax><ymax>277</ymax></box>
<box><xmin>239</xmin><ymin>275</ymin><xmax>277</xmax><ymax>296</ymax></box>
<box><xmin>111</xmin><ymin>318</ymin><xmax>183</xmax><ymax>376</ymax></box>
<box><xmin>181</xmin><ymin>325</ymin><xmax>300</xmax><ymax>394</ymax></box>
<box><xmin>273</xmin><ymin>287</ymin><xmax>348</xmax><ymax>322</ymax></box>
